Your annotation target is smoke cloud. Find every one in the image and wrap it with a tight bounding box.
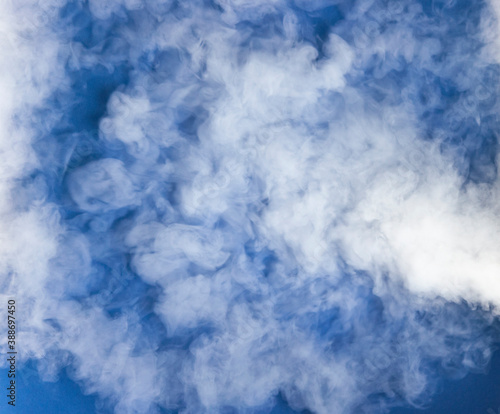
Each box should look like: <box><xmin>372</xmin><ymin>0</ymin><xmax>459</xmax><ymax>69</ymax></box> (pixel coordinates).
<box><xmin>1</xmin><ymin>0</ymin><xmax>500</xmax><ymax>413</ymax></box>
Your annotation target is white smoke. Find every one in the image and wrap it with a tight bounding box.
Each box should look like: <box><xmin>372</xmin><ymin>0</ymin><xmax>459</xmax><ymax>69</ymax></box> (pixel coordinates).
<box><xmin>1</xmin><ymin>0</ymin><xmax>500</xmax><ymax>413</ymax></box>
